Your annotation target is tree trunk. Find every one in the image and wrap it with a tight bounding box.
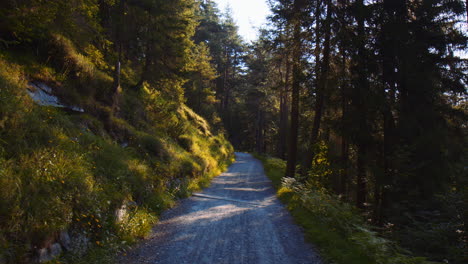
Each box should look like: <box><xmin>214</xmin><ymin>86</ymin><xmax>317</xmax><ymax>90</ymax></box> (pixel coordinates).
<box><xmin>278</xmin><ymin>56</ymin><xmax>291</xmax><ymax>159</ymax></box>
<box><xmin>355</xmin><ymin>0</ymin><xmax>368</xmax><ymax>209</ymax></box>
<box><xmin>356</xmin><ymin>144</ymin><xmax>367</xmax><ymax>209</ymax></box>
<box><xmin>135</xmin><ymin>44</ymin><xmax>151</xmax><ymax>90</ymax></box>
<box><xmin>340</xmin><ymin>137</ymin><xmax>349</xmax><ymax>198</ymax></box>
<box><xmin>111</xmin><ymin>0</ymin><xmax>125</xmax><ymax>109</ymax></box>
<box><xmin>285</xmin><ymin>0</ymin><xmax>304</xmax><ymax>178</ymax></box>
<box><xmin>256</xmin><ymin>106</ymin><xmax>265</xmax><ymax>153</ymax></box>
<box><xmin>338</xmin><ymin>0</ymin><xmax>349</xmax><ymax>199</ymax></box>
<box><xmin>303</xmin><ymin>0</ymin><xmax>332</xmax><ymax>175</ymax></box>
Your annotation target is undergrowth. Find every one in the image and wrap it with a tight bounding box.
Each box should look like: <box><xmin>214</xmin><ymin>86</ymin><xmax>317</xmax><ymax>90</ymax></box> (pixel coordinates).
<box><xmin>0</xmin><ymin>41</ymin><xmax>234</xmax><ymax>263</ymax></box>
<box><xmin>255</xmin><ymin>154</ymin><xmax>439</xmax><ymax>264</ymax></box>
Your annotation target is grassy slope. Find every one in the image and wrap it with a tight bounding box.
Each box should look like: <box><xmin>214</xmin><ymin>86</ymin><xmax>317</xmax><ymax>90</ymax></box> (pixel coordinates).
<box><xmin>0</xmin><ymin>40</ymin><xmax>233</xmax><ymax>263</ymax></box>
<box><xmin>255</xmin><ymin>154</ymin><xmax>437</xmax><ymax>264</ymax></box>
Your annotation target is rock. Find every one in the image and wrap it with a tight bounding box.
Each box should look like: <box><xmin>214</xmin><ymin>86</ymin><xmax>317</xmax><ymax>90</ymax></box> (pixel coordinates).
<box><xmin>27</xmin><ymin>82</ymin><xmax>63</xmax><ymax>108</ymax></box>
<box><xmin>38</xmin><ymin>243</ymin><xmax>62</xmax><ymax>263</ymax></box>
<box><xmin>68</xmin><ymin>232</ymin><xmax>89</xmax><ymax>257</ymax></box>
<box><xmin>38</xmin><ymin>248</ymin><xmax>50</xmax><ymax>263</ymax></box>
<box><xmin>59</xmin><ymin>231</ymin><xmax>71</xmax><ymax>251</ymax></box>
<box><xmin>26</xmin><ymin>81</ymin><xmax>84</xmax><ymax>112</ymax></box>
<box><xmin>49</xmin><ymin>243</ymin><xmax>62</xmax><ymax>258</ymax></box>
<box><xmin>115</xmin><ymin>200</ymin><xmax>138</xmax><ymax>223</ymax></box>
<box><xmin>115</xmin><ymin>203</ymin><xmax>128</xmax><ymax>223</ymax></box>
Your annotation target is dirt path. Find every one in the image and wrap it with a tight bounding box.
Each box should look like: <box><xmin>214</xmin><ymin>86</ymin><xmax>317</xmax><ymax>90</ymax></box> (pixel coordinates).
<box><xmin>119</xmin><ymin>152</ymin><xmax>322</xmax><ymax>264</ymax></box>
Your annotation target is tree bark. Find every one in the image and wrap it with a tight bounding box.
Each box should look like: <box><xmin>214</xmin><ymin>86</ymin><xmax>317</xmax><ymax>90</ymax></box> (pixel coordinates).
<box><xmin>303</xmin><ymin>0</ymin><xmax>332</xmax><ymax>175</ymax></box>
<box><xmin>278</xmin><ymin>55</ymin><xmax>291</xmax><ymax>159</ymax></box>
<box><xmin>285</xmin><ymin>0</ymin><xmax>304</xmax><ymax>178</ymax></box>
<box><xmin>355</xmin><ymin>0</ymin><xmax>368</xmax><ymax>209</ymax></box>
<box><xmin>337</xmin><ymin>0</ymin><xmax>349</xmax><ymax>198</ymax></box>
<box><xmin>111</xmin><ymin>0</ymin><xmax>125</xmax><ymax>109</ymax></box>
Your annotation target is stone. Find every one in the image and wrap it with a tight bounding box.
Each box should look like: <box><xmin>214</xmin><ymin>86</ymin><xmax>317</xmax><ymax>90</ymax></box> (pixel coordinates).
<box><xmin>26</xmin><ymin>82</ymin><xmax>84</xmax><ymax>112</ymax></box>
<box><xmin>68</xmin><ymin>232</ymin><xmax>89</xmax><ymax>257</ymax></box>
<box><xmin>38</xmin><ymin>248</ymin><xmax>52</xmax><ymax>263</ymax></box>
<box><xmin>115</xmin><ymin>200</ymin><xmax>137</xmax><ymax>223</ymax></box>
<box><xmin>115</xmin><ymin>203</ymin><xmax>128</xmax><ymax>223</ymax></box>
<box><xmin>59</xmin><ymin>231</ymin><xmax>71</xmax><ymax>251</ymax></box>
<box><xmin>38</xmin><ymin>243</ymin><xmax>63</xmax><ymax>263</ymax></box>
<box><xmin>49</xmin><ymin>243</ymin><xmax>62</xmax><ymax>258</ymax></box>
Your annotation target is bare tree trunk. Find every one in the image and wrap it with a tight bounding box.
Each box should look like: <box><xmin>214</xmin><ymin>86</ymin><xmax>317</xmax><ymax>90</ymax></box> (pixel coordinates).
<box><xmin>340</xmin><ymin>137</ymin><xmax>349</xmax><ymax>197</ymax></box>
<box><xmin>338</xmin><ymin>0</ymin><xmax>349</xmax><ymax>199</ymax></box>
<box><xmin>374</xmin><ymin>0</ymin><xmax>399</xmax><ymax>224</ymax></box>
<box><xmin>285</xmin><ymin>0</ymin><xmax>304</xmax><ymax>178</ymax></box>
<box><xmin>278</xmin><ymin>56</ymin><xmax>291</xmax><ymax>159</ymax></box>
<box><xmin>303</xmin><ymin>0</ymin><xmax>332</xmax><ymax>175</ymax></box>
<box><xmin>111</xmin><ymin>0</ymin><xmax>125</xmax><ymax>109</ymax></box>
<box><xmin>256</xmin><ymin>106</ymin><xmax>265</xmax><ymax>153</ymax></box>
<box><xmin>135</xmin><ymin>43</ymin><xmax>151</xmax><ymax>90</ymax></box>
<box><xmin>356</xmin><ymin>144</ymin><xmax>367</xmax><ymax>209</ymax></box>
<box><xmin>355</xmin><ymin>0</ymin><xmax>368</xmax><ymax>209</ymax></box>
<box><xmin>339</xmin><ymin>50</ymin><xmax>349</xmax><ymax>198</ymax></box>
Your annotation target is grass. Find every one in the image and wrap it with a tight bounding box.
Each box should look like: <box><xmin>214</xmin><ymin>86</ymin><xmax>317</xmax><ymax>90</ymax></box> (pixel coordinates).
<box><xmin>254</xmin><ymin>154</ymin><xmax>437</xmax><ymax>264</ymax></box>
<box><xmin>0</xmin><ymin>50</ymin><xmax>234</xmax><ymax>263</ymax></box>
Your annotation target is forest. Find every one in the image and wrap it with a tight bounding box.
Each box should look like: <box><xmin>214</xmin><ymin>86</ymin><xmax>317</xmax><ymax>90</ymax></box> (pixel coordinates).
<box><xmin>0</xmin><ymin>0</ymin><xmax>467</xmax><ymax>263</ymax></box>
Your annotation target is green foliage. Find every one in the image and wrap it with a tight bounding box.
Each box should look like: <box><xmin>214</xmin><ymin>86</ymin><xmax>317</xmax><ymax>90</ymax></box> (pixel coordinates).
<box><xmin>0</xmin><ymin>0</ymin><xmax>101</xmax><ymax>43</ymax></box>
<box><xmin>304</xmin><ymin>141</ymin><xmax>333</xmax><ymax>188</ymax></box>
<box><xmin>184</xmin><ymin>42</ymin><xmax>219</xmax><ymax>121</ymax></box>
<box><xmin>0</xmin><ymin>56</ymin><xmax>234</xmax><ymax>263</ymax></box>
<box><xmin>257</xmin><ymin>155</ymin><xmax>439</xmax><ymax>264</ymax></box>
<box><xmin>0</xmin><ymin>0</ymin><xmax>233</xmax><ymax>262</ymax></box>
<box><xmin>254</xmin><ymin>155</ymin><xmax>285</xmax><ymax>188</ymax></box>
<box><xmin>117</xmin><ymin>207</ymin><xmax>158</xmax><ymax>242</ymax></box>
<box><xmin>47</xmin><ymin>34</ymin><xmax>113</xmax><ymax>106</ymax></box>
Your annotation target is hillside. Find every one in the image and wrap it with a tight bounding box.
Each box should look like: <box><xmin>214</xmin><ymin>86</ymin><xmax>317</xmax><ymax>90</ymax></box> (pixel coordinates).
<box><xmin>1</xmin><ymin>0</ymin><xmax>467</xmax><ymax>263</ymax></box>
<box><xmin>0</xmin><ymin>1</ymin><xmax>234</xmax><ymax>263</ymax></box>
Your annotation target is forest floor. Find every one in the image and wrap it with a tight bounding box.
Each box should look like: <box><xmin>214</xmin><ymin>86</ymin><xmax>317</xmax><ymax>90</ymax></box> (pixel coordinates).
<box><xmin>117</xmin><ymin>152</ymin><xmax>322</xmax><ymax>264</ymax></box>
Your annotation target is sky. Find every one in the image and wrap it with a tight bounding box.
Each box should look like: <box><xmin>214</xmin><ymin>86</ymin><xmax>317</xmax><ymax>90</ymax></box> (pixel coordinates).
<box><xmin>213</xmin><ymin>0</ymin><xmax>271</xmax><ymax>42</ymax></box>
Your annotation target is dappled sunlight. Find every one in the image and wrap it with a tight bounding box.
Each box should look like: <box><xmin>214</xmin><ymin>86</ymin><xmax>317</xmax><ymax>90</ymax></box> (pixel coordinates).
<box><xmin>218</xmin><ymin>172</ymin><xmax>244</xmax><ymax>177</ymax></box>
<box><xmin>168</xmin><ymin>203</ymin><xmax>252</xmax><ymax>226</ymax></box>
<box><xmin>223</xmin><ymin>187</ymin><xmax>270</xmax><ymax>192</ymax></box>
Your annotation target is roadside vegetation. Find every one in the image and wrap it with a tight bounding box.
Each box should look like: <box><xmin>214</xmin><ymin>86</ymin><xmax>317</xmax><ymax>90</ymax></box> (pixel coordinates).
<box><xmin>238</xmin><ymin>1</ymin><xmax>467</xmax><ymax>263</ymax></box>
<box><xmin>0</xmin><ymin>53</ymin><xmax>233</xmax><ymax>263</ymax></box>
<box><xmin>0</xmin><ymin>0</ymin><xmax>235</xmax><ymax>262</ymax></box>
<box><xmin>256</xmin><ymin>153</ymin><xmax>449</xmax><ymax>264</ymax></box>
<box><xmin>1</xmin><ymin>0</ymin><xmax>466</xmax><ymax>263</ymax></box>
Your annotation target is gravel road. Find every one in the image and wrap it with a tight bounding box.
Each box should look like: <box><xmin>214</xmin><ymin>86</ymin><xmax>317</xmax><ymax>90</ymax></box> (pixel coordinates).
<box><xmin>119</xmin><ymin>152</ymin><xmax>322</xmax><ymax>264</ymax></box>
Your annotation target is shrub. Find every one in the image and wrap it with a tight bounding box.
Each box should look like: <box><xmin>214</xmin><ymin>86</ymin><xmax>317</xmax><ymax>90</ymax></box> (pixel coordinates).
<box><xmin>117</xmin><ymin>207</ymin><xmax>158</xmax><ymax>243</ymax></box>
<box><xmin>0</xmin><ymin>53</ymin><xmax>234</xmax><ymax>263</ymax></box>
<box><xmin>48</xmin><ymin>34</ymin><xmax>113</xmax><ymax>106</ymax></box>
<box><xmin>257</xmin><ymin>155</ymin><xmax>438</xmax><ymax>264</ymax></box>
<box><xmin>136</xmin><ymin>133</ymin><xmax>168</xmax><ymax>159</ymax></box>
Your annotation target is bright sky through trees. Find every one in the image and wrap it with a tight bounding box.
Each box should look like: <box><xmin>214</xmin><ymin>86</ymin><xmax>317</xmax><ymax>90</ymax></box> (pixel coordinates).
<box><xmin>214</xmin><ymin>0</ymin><xmax>271</xmax><ymax>42</ymax></box>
